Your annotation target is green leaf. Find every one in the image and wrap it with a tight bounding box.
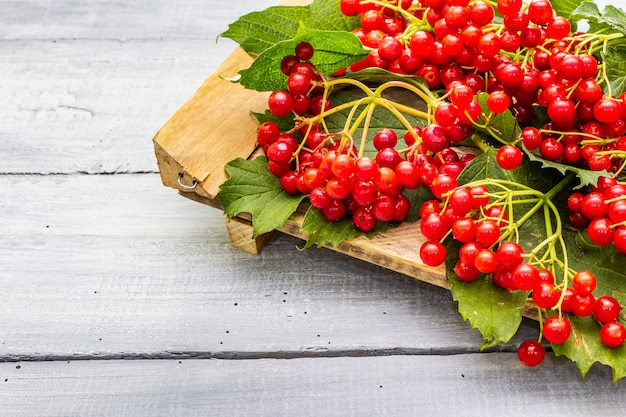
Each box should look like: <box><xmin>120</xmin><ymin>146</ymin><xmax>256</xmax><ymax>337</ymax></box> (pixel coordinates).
<box><xmin>404</xmin><ymin>186</ymin><xmax>435</xmax><ymax>223</ymax></box>
<box><xmin>603</xmin><ymin>46</ymin><xmax>626</xmax><ymax>97</ymax></box>
<box><xmin>523</xmin><ymin>146</ymin><xmax>606</xmax><ymax>189</ymax></box>
<box><xmin>300</xmin><ymin>207</ymin><xmax>361</xmax><ymax>249</ymax></box>
<box><xmin>460</xmin><ymin>148</ymin><xmax>562</xmax><ymax>194</ymax></box>
<box><xmin>475</xmin><ymin>92</ymin><xmax>521</xmax><ymax>143</ymax></box>
<box><xmin>220</xmin><ymin>0</ymin><xmax>360</xmax><ymax>56</ymax></box>
<box><xmin>252</xmin><ymin>110</ymin><xmax>296</xmax><ymax>133</ymax></box>
<box><xmin>219</xmin><ymin>6</ymin><xmax>309</xmax><ymax>56</ymax></box>
<box><xmin>571</xmin><ymin>2</ymin><xmax>626</xmax><ymax>34</ymax></box>
<box><xmin>552</xmin><ymin>316</ymin><xmax>626</xmax><ymax>382</ymax></box>
<box><xmin>551</xmin><ymin>0</ymin><xmax>587</xmax><ymax>23</ymax></box>
<box><xmin>217</xmin><ymin>157</ymin><xmax>307</xmax><ymax>237</ymax></box>
<box><xmin>239</xmin><ymin>23</ymin><xmax>369</xmax><ymax>92</ymax></box>
<box><xmin>448</xmin><ymin>273</ymin><xmax>529</xmax><ymax>349</ymax></box>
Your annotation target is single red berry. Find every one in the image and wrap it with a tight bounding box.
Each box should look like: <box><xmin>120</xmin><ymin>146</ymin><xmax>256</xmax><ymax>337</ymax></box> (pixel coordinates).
<box><xmin>587</xmin><ymin>217</ymin><xmax>615</xmax><ymax>246</ymax></box>
<box><xmin>295</xmin><ymin>41</ymin><xmax>314</xmax><ymax>61</ymax></box>
<box><xmin>517</xmin><ymin>340</ymin><xmax>545</xmax><ymax>367</ymax></box>
<box><xmin>512</xmin><ymin>263</ymin><xmax>538</xmax><ymax>291</ymax></box>
<box><xmin>571</xmin><ymin>293</ymin><xmax>596</xmax><ymax>317</ymax></box>
<box><xmin>496</xmin><ymin>241</ymin><xmax>524</xmax><ymax>269</ymax></box>
<box><xmin>487</xmin><ymin>91</ymin><xmax>511</xmax><ymax>114</ymax></box>
<box><xmin>594</xmin><ymin>296</ymin><xmax>622</xmax><ymax>324</ymax></box>
<box><xmin>533</xmin><ymin>282</ymin><xmax>560</xmax><ymax>309</ymax></box>
<box><xmin>572</xmin><ymin>270</ymin><xmax>597</xmax><ymax>295</ymax></box>
<box><xmin>474</xmin><ymin>248</ymin><xmax>498</xmax><ymax>273</ymax></box>
<box><xmin>497</xmin><ymin>0</ymin><xmax>523</xmax><ymax>16</ymax></box>
<box><xmin>420</xmin><ymin>240</ymin><xmax>447</xmax><ymax>267</ymax></box>
<box><xmin>600</xmin><ymin>321</ymin><xmax>626</xmax><ymax>348</ymax></box>
<box><xmin>268</xmin><ymin>90</ymin><xmax>293</xmax><ymax>117</ymax></box>
<box><xmin>454</xmin><ymin>259</ymin><xmax>481</xmax><ymax>282</ymax></box>
<box><xmin>543</xmin><ymin>316</ymin><xmax>571</xmax><ymax>345</ymax></box>
<box><xmin>527</xmin><ymin>0</ymin><xmax>553</xmax><ymax>25</ymax></box>
<box><xmin>352</xmin><ymin>207</ymin><xmax>377</xmax><ymax>232</ymax></box>
<box><xmin>496</xmin><ymin>145</ymin><xmax>523</xmax><ymax>170</ymax></box>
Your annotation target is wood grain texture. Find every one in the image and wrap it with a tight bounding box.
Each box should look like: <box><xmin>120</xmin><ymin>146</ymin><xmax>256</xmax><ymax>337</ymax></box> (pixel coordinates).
<box><xmin>1</xmin><ymin>355</ymin><xmax>624</xmax><ymax>417</ymax></box>
<box><xmin>0</xmin><ymin>0</ymin><xmax>278</xmax><ymax>175</ymax></box>
<box><xmin>0</xmin><ymin>174</ymin><xmax>541</xmax><ymax>359</ymax></box>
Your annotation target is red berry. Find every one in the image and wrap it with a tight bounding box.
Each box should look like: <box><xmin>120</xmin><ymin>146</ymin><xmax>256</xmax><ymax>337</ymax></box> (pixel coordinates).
<box><xmin>543</xmin><ymin>316</ymin><xmax>571</xmax><ymax>344</ymax></box>
<box><xmin>420</xmin><ymin>240</ymin><xmax>447</xmax><ymax>267</ymax></box>
<box><xmin>594</xmin><ymin>296</ymin><xmax>622</xmax><ymax>324</ymax></box>
<box><xmin>487</xmin><ymin>91</ymin><xmax>511</xmax><ymax>114</ymax></box>
<box><xmin>496</xmin><ymin>241</ymin><xmax>524</xmax><ymax>269</ymax></box>
<box><xmin>377</xmin><ymin>36</ymin><xmax>404</xmax><ymax>62</ymax></box>
<box><xmin>497</xmin><ymin>0</ymin><xmax>522</xmax><ymax>16</ymax></box>
<box><xmin>496</xmin><ymin>145</ymin><xmax>523</xmax><ymax>170</ymax></box>
<box><xmin>527</xmin><ymin>0</ymin><xmax>553</xmax><ymax>25</ymax></box>
<box><xmin>572</xmin><ymin>270</ymin><xmax>597</xmax><ymax>295</ymax></box>
<box><xmin>352</xmin><ymin>207</ymin><xmax>377</xmax><ymax>232</ymax></box>
<box><xmin>518</xmin><ymin>340</ymin><xmax>545</xmax><ymax>367</ymax></box>
<box><xmin>600</xmin><ymin>322</ymin><xmax>626</xmax><ymax>348</ymax></box>
<box><xmin>295</xmin><ymin>41</ymin><xmax>314</xmax><ymax>61</ymax></box>
<box><xmin>533</xmin><ymin>282</ymin><xmax>560</xmax><ymax>309</ymax></box>
<box><xmin>268</xmin><ymin>90</ymin><xmax>293</xmax><ymax>117</ymax></box>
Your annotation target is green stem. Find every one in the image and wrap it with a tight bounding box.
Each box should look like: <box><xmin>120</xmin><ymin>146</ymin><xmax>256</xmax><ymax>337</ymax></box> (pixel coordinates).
<box><xmin>375</xmin><ymin>80</ymin><xmax>438</xmax><ymax>107</ymax></box>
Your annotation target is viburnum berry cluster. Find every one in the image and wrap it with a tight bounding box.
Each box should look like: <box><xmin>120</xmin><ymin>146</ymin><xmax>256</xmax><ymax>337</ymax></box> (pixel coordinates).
<box><xmin>567</xmin><ymin>176</ymin><xmax>626</xmax><ymax>253</ymax></box>
<box><xmin>221</xmin><ymin>0</ymin><xmax>626</xmax><ymax>377</ymax></box>
<box><xmin>420</xmin><ymin>174</ymin><xmax>626</xmax><ymax>365</ymax></box>
<box><xmin>340</xmin><ymin>0</ymin><xmax>626</xmax><ymax>166</ymax></box>
<box><xmin>261</xmin><ymin>39</ymin><xmax>480</xmax><ymax>232</ymax></box>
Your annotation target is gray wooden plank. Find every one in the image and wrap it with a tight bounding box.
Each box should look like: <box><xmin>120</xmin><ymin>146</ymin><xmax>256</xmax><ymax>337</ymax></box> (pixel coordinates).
<box><xmin>0</xmin><ymin>39</ymin><xmax>231</xmax><ymax>174</ymax></box>
<box><xmin>0</xmin><ymin>355</ymin><xmax>624</xmax><ymax>417</ymax></box>
<box><xmin>0</xmin><ymin>173</ymin><xmax>541</xmax><ymax>359</ymax></box>
<box><xmin>0</xmin><ymin>0</ymin><xmax>277</xmax><ymax>174</ymax></box>
<box><xmin>0</xmin><ymin>1</ymin><xmax>277</xmax><ymax>41</ymax></box>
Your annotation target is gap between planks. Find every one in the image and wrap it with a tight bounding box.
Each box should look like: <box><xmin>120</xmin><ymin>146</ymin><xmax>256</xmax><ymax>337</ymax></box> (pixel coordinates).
<box><xmin>0</xmin><ymin>345</ymin><xmax>528</xmax><ymax>363</ymax></box>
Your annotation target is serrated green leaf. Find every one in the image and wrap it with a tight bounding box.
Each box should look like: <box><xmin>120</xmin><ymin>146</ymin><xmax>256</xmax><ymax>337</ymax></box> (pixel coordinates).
<box><xmin>217</xmin><ymin>157</ymin><xmax>307</xmax><ymax>237</ymax></box>
<box><xmin>551</xmin><ymin>0</ymin><xmax>587</xmax><ymax>23</ymax></box>
<box><xmin>603</xmin><ymin>46</ymin><xmax>626</xmax><ymax>97</ymax></box>
<box><xmin>571</xmin><ymin>2</ymin><xmax>626</xmax><ymax>34</ymax></box>
<box><xmin>448</xmin><ymin>273</ymin><xmax>529</xmax><ymax>348</ymax></box>
<box><xmin>299</xmin><ymin>206</ymin><xmax>361</xmax><ymax>249</ymax></box>
<box><xmin>552</xmin><ymin>316</ymin><xmax>626</xmax><ymax>382</ymax></box>
<box><xmin>219</xmin><ymin>6</ymin><xmax>309</xmax><ymax>56</ymax></box>
<box><xmin>475</xmin><ymin>92</ymin><xmax>520</xmax><ymax>143</ymax></box>
<box><xmin>252</xmin><ymin>110</ymin><xmax>296</xmax><ymax>133</ymax></box>
<box><xmin>460</xmin><ymin>148</ymin><xmax>561</xmax><ymax>194</ymax></box>
<box><xmin>220</xmin><ymin>0</ymin><xmax>360</xmax><ymax>56</ymax></box>
<box><xmin>523</xmin><ymin>146</ymin><xmax>606</xmax><ymax>189</ymax></box>
<box><xmin>239</xmin><ymin>23</ymin><xmax>368</xmax><ymax>92</ymax></box>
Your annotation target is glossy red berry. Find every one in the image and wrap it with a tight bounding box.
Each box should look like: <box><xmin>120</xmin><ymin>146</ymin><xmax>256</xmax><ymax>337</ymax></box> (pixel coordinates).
<box><xmin>420</xmin><ymin>240</ymin><xmax>447</xmax><ymax>267</ymax></box>
<box><xmin>496</xmin><ymin>145</ymin><xmax>523</xmax><ymax>170</ymax></box>
<box><xmin>594</xmin><ymin>296</ymin><xmax>622</xmax><ymax>324</ymax></box>
<box><xmin>517</xmin><ymin>340</ymin><xmax>545</xmax><ymax>367</ymax></box>
<box><xmin>543</xmin><ymin>316</ymin><xmax>571</xmax><ymax>344</ymax></box>
<box><xmin>600</xmin><ymin>322</ymin><xmax>626</xmax><ymax>348</ymax></box>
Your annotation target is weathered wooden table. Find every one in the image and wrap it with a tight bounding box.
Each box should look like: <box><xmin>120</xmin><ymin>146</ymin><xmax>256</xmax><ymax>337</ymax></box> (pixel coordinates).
<box><xmin>1</xmin><ymin>1</ymin><xmax>625</xmax><ymax>415</ymax></box>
